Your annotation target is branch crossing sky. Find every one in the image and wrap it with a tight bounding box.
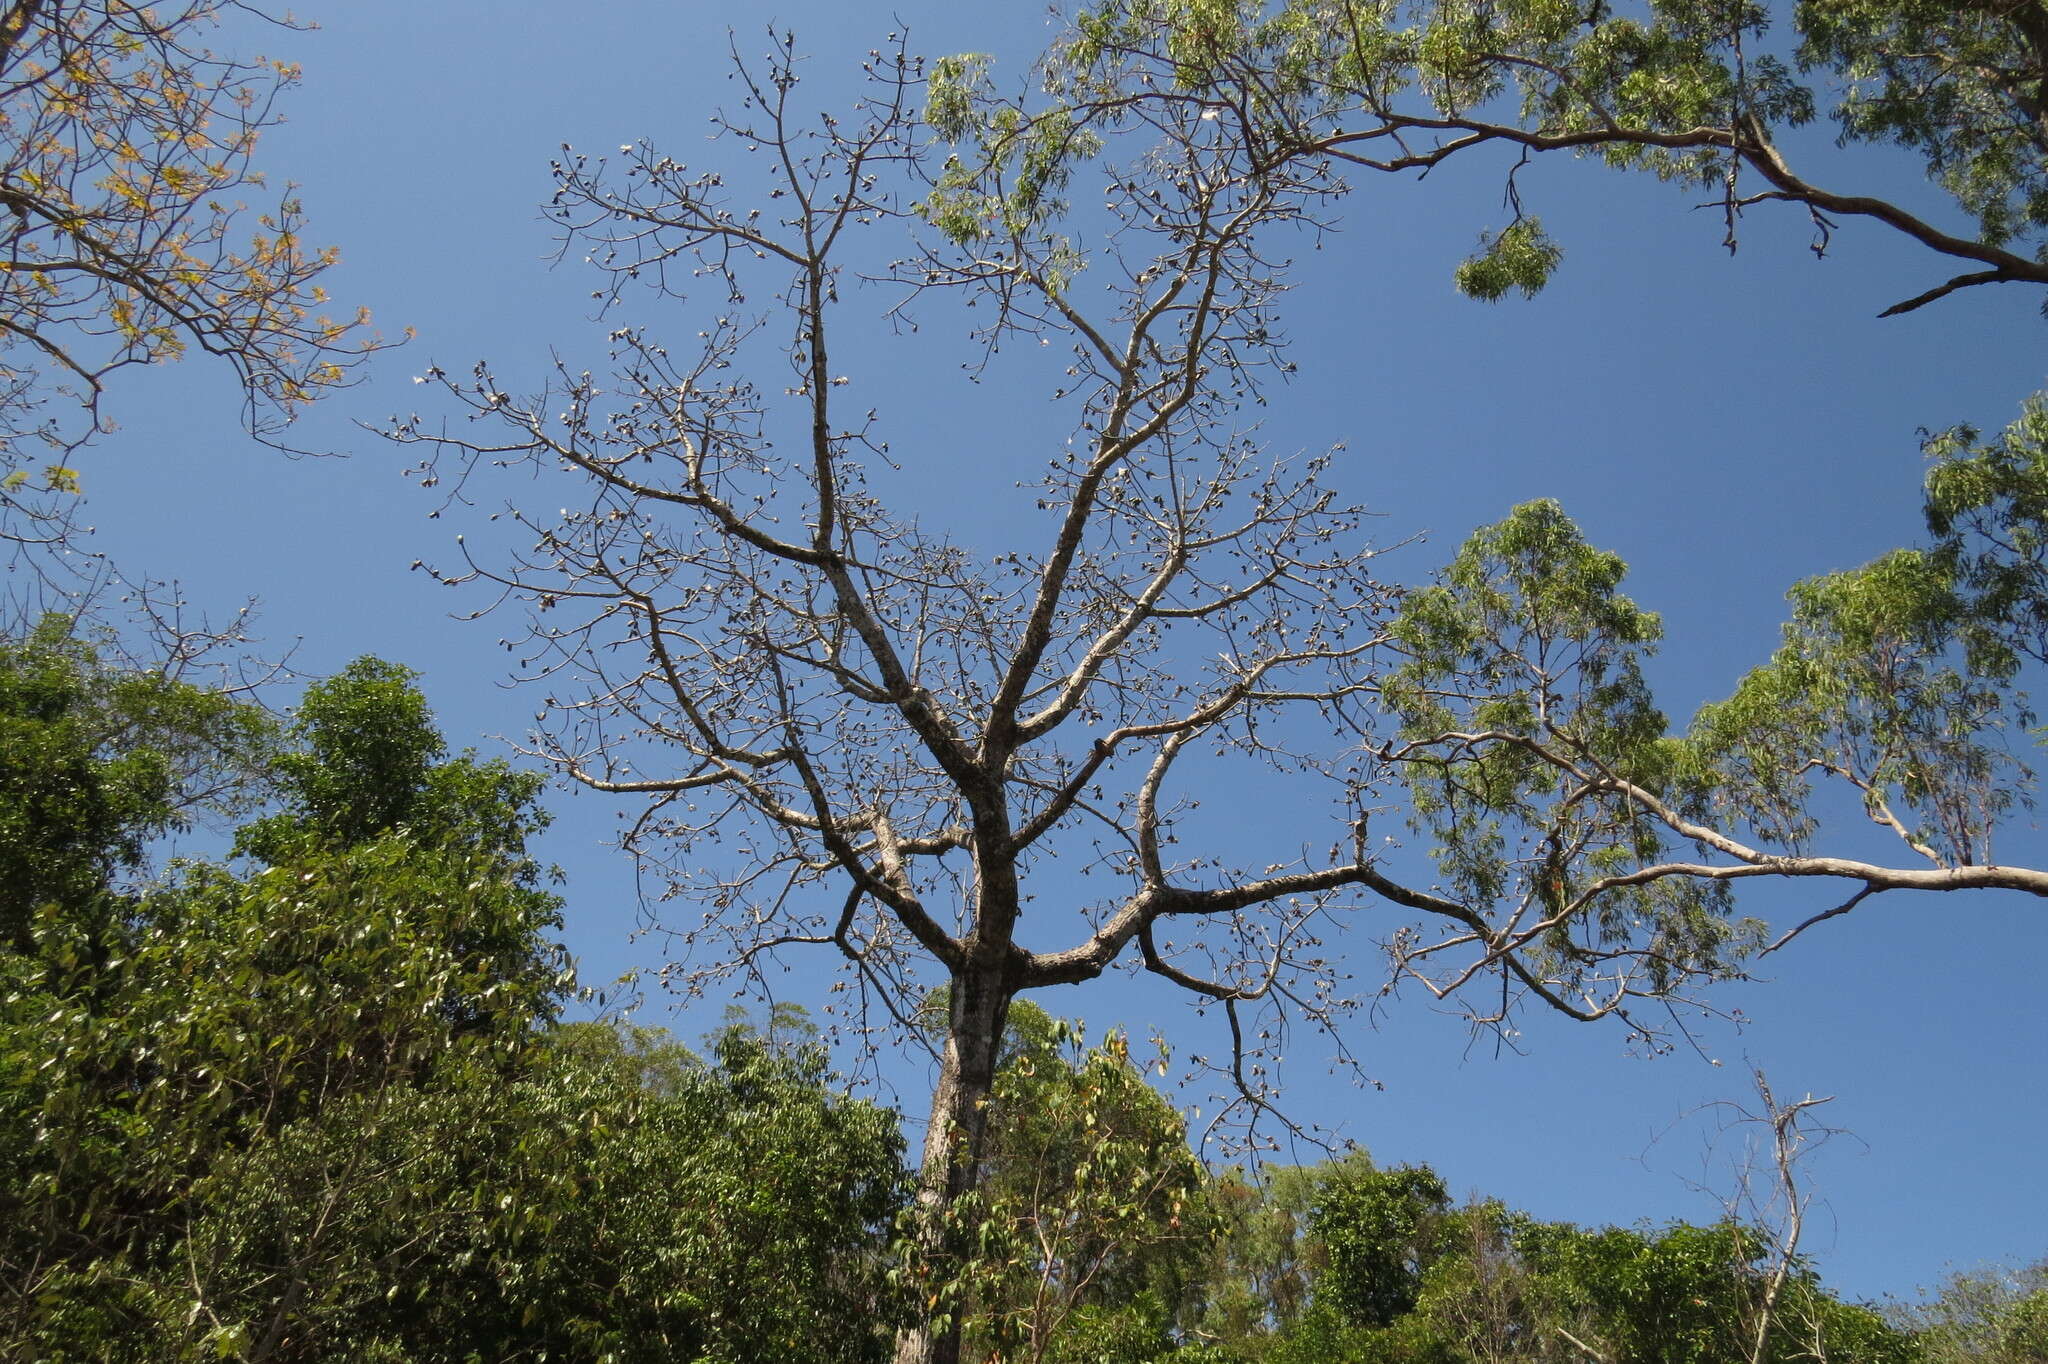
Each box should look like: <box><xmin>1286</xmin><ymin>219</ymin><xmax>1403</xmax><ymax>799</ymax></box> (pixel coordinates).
<box><xmin>71</xmin><ymin>0</ymin><xmax>2047</xmax><ymax>1305</ymax></box>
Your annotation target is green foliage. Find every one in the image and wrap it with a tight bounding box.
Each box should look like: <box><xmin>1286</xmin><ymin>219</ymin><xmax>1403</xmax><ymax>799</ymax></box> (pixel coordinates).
<box><xmin>236</xmin><ymin>656</ymin><xmax>552</xmax><ymax>863</ymax></box>
<box><xmin>1455</xmin><ymin>219</ymin><xmax>1564</xmax><ymax>303</ymax></box>
<box><xmin>1</xmin><ymin>642</ymin><xmax>909</xmax><ymax>1361</ymax></box>
<box><xmin>1497</xmin><ymin>1216</ymin><xmax>1915</xmax><ymax>1363</ymax></box>
<box><xmin>919</xmin><ymin>50</ymin><xmax>1101</xmax><ymax>252</ymax></box>
<box><xmin>1924</xmin><ymin>394</ymin><xmax>2048</xmax><ymax>675</ymax></box>
<box><xmin>949</xmin><ymin>1002</ymin><xmax>1213</xmax><ymax>1363</ymax></box>
<box><xmin>1198</xmin><ymin>1154</ymin><xmax>1920</xmax><ymax>1364</ymax></box>
<box><xmin>0</xmin><ymin>617</ymin><xmax>270</xmax><ymax>953</ymax></box>
<box><xmin>6</xmin><ymin>619</ymin><xmax>2019</xmax><ymax>1359</ymax></box>
<box><xmin>1798</xmin><ymin>0</ymin><xmax>2048</xmax><ymax>249</ymax></box>
<box><xmin>1386</xmin><ymin>500</ymin><xmax>1752</xmax><ymax>990</ymax></box>
<box><xmin>1388</xmin><ymin>498</ymin><xmax>1669</xmax><ymax>819</ymax></box>
<box><xmin>8</xmin><ymin>1017</ymin><xmax>907</xmax><ymax>1363</ymax></box>
<box><xmin>1183</xmin><ymin>1158</ymin><xmax>1353</xmax><ymax>1357</ymax></box>
<box><xmin>1</xmin><ymin>648</ymin><xmax>566</xmax><ymax>1355</ymax></box>
<box><xmin>928</xmin><ymin>53</ymin><xmax>998</xmax><ymax>143</ymax></box>
<box><xmin>1687</xmin><ymin>548</ymin><xmax>2028</xmax><ymax>866</ymax></box>
<box><xmin>301</xmin><ymin>1019</ymin><xmax>907</xmax><ymax>1364</ymax></box>
<box><xmin>1892</xmin><ymin>1260</ymin><xmax>2048</xmax><ymax>1364</ymax></box>
<box><xmin>919</xmin><ymin>123</ymin><xmax>1103</xmax><ymax>254</ymax></box>
<box><xmin>1684</xmin><ymin>395</ymin><xmax>2048</xmax><ymax>868</ymax></box>
<box><xmin>1376</xmin><ymin>424</ymin><xmax>2048</xmax><ymax>989</ymax></box>
<box><xmin>1313</xmin><ymin>1163</ymin><xmax>1452</xmax><ymax>1329</ymax></box>
<box><xmin>1028</xmin><ymin>0</ymin><xmax>2044</xmax><ymax>307</ymax></box>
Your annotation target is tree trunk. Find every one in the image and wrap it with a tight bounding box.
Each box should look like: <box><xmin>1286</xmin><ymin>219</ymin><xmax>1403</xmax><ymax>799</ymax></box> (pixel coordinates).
<box><xmin>893</xmin><ymin>967</ymin><xmax>1013</xmax><ymax>1364</ymax></box>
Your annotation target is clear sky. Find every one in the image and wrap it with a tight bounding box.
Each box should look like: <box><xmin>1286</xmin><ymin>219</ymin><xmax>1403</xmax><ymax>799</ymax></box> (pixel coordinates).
<box><xmin>67</xmin><ymin>0</ymin><xmax>2046</xmax><ymax>1308</ymax></box>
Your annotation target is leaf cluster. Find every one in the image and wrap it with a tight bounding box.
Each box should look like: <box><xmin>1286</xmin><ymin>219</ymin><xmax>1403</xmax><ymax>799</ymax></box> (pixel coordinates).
<box><xmin>1386</xmin><ymin>500</ymin><xmax>1750</xmax><ymax>995</ymax></box>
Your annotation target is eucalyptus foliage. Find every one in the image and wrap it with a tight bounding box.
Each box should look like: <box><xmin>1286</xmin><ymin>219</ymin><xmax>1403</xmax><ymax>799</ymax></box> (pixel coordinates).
<box><xmin>1893</xmin><ymin>1260</ymin><xmax>2048</xmax><ymax>1364</ymax></box>
<box><xmin>987</xmin><ymin>0</ymin><xmax>2048</xmax><ymax>315</ymax></box>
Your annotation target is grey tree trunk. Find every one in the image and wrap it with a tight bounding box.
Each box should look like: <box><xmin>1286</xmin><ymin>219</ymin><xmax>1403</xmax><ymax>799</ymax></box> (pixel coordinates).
<box><xmin>892</xmin><ymin>968</ymin><xmax>1013</xmax><ymax>1364</ymax></box>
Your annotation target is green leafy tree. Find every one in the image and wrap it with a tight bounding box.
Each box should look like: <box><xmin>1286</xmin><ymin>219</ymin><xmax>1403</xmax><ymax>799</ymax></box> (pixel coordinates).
<box><xmin>170</xmin><ymin>1017</ymin><xmax>907</xmax><ymax>1364</ymax></box>
<box><xmin>1312</xmin><ymin>1163</ymin><xmax>1454</xmax><ymax>1331</ymax></box>
<box><xmin>229</xmin><ymin>657</ymin><xmax>566</xmax><ymax>1041</ymax></box>
<box><xmin>1382</xmin><ymin>499</ymin><xmax>1755</xmax><ymax>1019</ymax></box>
<box><xmin>1</xmin><ymin>649</ymin><xmax>568</xmax><ymax>1356</ymax></box>
<box><xmin>1504</xmin><ymin>1218</ymin><xmax>1915</xmax><ymax>1364</ymax></box>
<box><xmin>0</xmin><ymin>618</ymin><xmax>274</xmax><ymax>1353</ymax></box>
<box><xmin>1149</xmin><ymin>1148</ymin><xmax>1927</xmax><ymax>1364</ymax></box>
<box><xmin>3</xmin><ymin>644</ymin><xmax>913</xmax><ymax>1360</ymax></box>
<box><xmin>1924</xmin><ymin>395</ymin><xmax>2048</xmax><ymax>676</ymax></box>
<box><xmin>237</xmin><ymin>656</ymin><xmax>554</xmax><ymax>859</ymax></box>
<box><xmin>1183</xmin><ymin>1158</ymin><xmax>1358</xmax><ymax>1358</ymax></box>
<box><xmin>1248</xmin><ymin>1162</ymin><xmax>1916</xmax><ymax>1364</ymax></box>
<box><xmin>0</xmin><ymin>613</ymin><xmax>269</xmax><ymax>953</ymax></box>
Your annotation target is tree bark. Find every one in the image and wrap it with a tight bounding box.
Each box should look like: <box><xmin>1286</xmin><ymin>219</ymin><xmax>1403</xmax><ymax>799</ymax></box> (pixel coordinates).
<box><xmin>893</xmin><ymin>966</ymin><xmax>1014</xmax><ymax>1364</ymax></box>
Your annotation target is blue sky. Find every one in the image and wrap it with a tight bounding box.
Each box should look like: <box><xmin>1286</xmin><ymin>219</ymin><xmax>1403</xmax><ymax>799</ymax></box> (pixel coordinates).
<box><xmin>68</xmin><ymin>0</ymin><xmax>2046</xmax><ymax>1307</ymax></box>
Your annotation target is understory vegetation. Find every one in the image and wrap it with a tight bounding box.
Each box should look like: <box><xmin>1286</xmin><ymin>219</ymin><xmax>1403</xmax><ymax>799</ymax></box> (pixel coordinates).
<box><xmin>2</xmin><ymin>626</ymin><xmax>2040</xmax><ymax>1361</ymax></box>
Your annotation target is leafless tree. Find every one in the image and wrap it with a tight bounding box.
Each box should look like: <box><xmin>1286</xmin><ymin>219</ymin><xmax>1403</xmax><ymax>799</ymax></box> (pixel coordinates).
<box><xmin>1649</xmin><ymin>1066</ymin><xmax>1851</xmax><ymax>1363</ymax></box>
<box><xmin>1741</xmin><ymin>1074</ymin><xmax>1833</xmax><ymax>1363</ymax></box>
<box><xmin>389</xmin><ymin>30</ymin><xmax>2048</xmax><ymax>1364</ymax></box>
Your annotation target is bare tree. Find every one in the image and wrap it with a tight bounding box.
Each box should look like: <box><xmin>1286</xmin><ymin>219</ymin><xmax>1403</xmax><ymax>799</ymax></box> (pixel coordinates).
<box><xmin>389</xmin><ymin>30</ymin><xmax>2048</xmax><ymax>1364</ymax></box>
<box><xmin>1674</xmin><ymin>1069</ymin><xmax>1846</xmax><ymax>1364</ymax></box>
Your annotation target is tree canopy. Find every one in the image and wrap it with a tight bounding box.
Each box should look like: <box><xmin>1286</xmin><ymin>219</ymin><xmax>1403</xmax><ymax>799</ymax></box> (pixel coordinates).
<box><xmin>1013</xmin><ymin>0</ymin><xmax>2048</xmax><ymax>316</ymax></box>
<box><xmin>0</xmin><ymin>635</ymin><xmax>908</xmax><ymax>1361</ymax></box>
<box><xmin>377</xmin><ymin>11</ymin><xmax>2048</xmax><ymax>1358</ymax></box>
<box><xmin>6</xmin><ymin>1</ymin><xmax>2047</xmax><ymax>1358</ymax></box>
<box><xmin>0</xmin><ymin>0</ymin><xmax>377</xmax><ymax>557</ymax></box>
